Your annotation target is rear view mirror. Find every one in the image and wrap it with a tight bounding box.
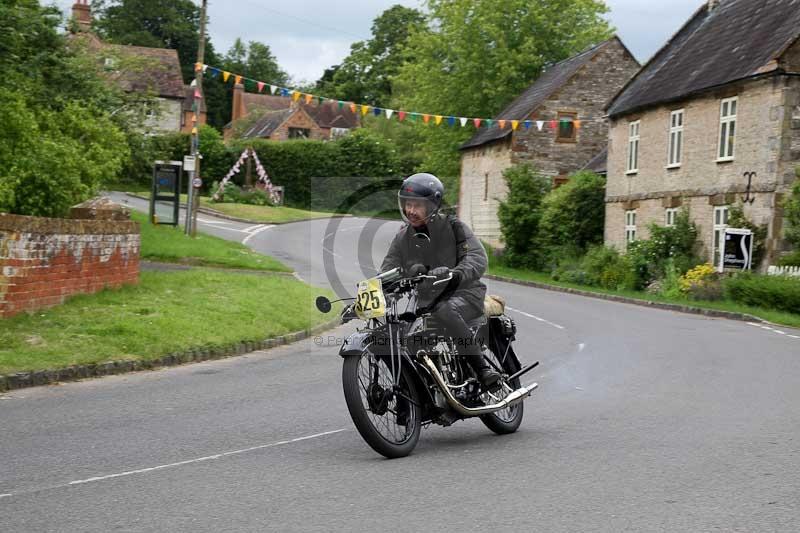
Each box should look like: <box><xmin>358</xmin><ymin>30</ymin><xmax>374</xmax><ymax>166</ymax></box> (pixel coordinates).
<box><xmin>315</xmin><ymin>296</ymin><xmax>332</xmax><ymax>313</ymax></box>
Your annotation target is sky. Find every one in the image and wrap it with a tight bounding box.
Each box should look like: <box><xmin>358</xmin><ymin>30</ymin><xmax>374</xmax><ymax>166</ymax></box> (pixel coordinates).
<box><xmin>53</xmin><ymin>0</ymin><xmax>703</xmax><ymax>84</ymax></box>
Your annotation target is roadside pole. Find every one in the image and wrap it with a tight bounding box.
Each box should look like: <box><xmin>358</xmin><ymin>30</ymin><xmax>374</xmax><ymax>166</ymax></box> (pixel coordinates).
<box><xmin>188</xmin><ymin>0</ymin><xmax>208</xmax><ymax>237</ymax></box>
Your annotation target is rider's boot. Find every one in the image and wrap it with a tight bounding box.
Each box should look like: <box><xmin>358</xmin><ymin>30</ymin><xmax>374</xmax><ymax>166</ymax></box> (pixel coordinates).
<box><xmin>465</xmin><ymin>351</ymin><xmax>501</xmax><ymax>391</ymax></box>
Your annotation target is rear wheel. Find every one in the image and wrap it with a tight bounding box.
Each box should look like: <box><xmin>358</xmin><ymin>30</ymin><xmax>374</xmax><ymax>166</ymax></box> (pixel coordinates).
<box><xmin>342</xmin><ymin>350</ymin><xmax>421</xmax><ymax>458</ymax></box>
<box><xmin>479</xmin><ymin>345</ymin><xmax>524</xmax><ymax>434</ymax></box>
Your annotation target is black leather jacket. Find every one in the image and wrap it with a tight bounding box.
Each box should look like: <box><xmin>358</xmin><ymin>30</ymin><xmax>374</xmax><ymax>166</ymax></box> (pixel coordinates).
<box><xmin>380</xmin><ymin>213</ymin><xmax>487</xmax><ymax>311</ymax></box>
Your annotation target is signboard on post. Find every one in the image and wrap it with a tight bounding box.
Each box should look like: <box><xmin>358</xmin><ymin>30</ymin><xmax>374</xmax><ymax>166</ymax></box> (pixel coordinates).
<box><xmin>719</xmin><ymin>228</ymin><xmax>753</xmax><ymax>272</ymax></box>
<box><xmin>150</xmin><ymin>160</ymin><xmax>182</xmax><ymax>226</ymax></box>
<box><xmin>183</xmin><ymin>155</ymin><xmax>196</xmax><ymax>173</ymax></box>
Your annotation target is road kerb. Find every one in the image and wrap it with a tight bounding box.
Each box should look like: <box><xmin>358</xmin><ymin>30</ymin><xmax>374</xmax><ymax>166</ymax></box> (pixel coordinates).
<box><xmin>0</xmin><ymin>317</ymin><xmax>342</xmax><ymax>393</ymax></box>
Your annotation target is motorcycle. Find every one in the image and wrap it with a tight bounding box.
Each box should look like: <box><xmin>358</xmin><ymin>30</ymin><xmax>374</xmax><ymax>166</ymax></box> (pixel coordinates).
<box><xmin>315</xmin><ymin>266</ymin><xmax>540</xmax><ymax>458</ymax></box>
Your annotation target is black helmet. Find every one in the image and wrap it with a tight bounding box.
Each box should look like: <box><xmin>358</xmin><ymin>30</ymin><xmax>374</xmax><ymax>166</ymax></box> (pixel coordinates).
<box><xmin>398</xmin><ymin>173</ymin><xmax>444</xmax><ymax>226</ymax></box>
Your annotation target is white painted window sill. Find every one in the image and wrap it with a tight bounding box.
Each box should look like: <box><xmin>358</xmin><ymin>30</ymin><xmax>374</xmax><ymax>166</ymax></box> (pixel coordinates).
<box><xmin>716</xmin><ymin>157</ymin><xmax>734</xmax><ymax>163</ymax></box>
<box><xmin>625</xmin><ymin>170</ymin><xmax>638</xmax><ymax>175</ymax></box>
<box><xmin>665</xmin><ymin>164</ymin><xmax>681</xmax><ymax>169</ymax></box>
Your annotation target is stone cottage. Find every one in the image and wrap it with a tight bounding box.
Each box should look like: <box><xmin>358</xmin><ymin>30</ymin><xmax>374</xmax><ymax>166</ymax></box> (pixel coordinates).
<box><xmin>458</xmin><ymin>36</ymin><xmax>640</xmax><ymax>247</ymax></box>
<box><xmin>604</xmin><ymin>0</ymin><xmax>800</xmax><ymax>268</ymax></box>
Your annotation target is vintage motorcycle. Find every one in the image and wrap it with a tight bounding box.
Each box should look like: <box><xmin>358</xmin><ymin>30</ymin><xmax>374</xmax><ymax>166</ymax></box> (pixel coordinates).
<box><xmin>315</xmin><ymin>266</ymin><xmax>539</xmax><ymax>458</ymax></box>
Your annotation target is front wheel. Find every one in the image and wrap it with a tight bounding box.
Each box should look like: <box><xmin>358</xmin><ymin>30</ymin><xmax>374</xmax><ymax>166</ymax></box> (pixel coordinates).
<box><xmin>342</xmin><ymin>350</ymin><xmax>421</xmax><ymax>458</ymax></box>
<box><xmin>479</xmin><ymin>345</ymin><xmax>524</xmax><ymax>434</ymax></box>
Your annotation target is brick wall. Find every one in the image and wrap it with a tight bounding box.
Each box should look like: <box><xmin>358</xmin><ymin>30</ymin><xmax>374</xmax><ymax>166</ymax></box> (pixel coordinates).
<box><xmin>0</xmin><ymin>214</ymin><xmax>140</xmax><ymax>318</ymax></box>
<box><xmin>605</xmin><ymin>75</ymin><xmax>800</xmax><ymax>266</ymax></box>
<box><xmin>269</xmin><ymin>108</ymin><xmax>326</xmax><ymax>141</ymax></box>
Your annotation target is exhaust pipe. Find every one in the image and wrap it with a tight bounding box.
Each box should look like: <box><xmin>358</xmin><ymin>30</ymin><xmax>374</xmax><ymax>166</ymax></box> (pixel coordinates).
<box><xmin>422</xmin><ymin>355</ymin><xmax>538</xmax><ymax>417</ymax></box>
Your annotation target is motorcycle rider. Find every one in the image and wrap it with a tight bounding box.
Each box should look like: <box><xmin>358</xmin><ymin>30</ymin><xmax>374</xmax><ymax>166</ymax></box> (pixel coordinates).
<box><xmin>381</xmin><ymin>173</ymin><xmax>501</xmax><ymax>389</ymax></box>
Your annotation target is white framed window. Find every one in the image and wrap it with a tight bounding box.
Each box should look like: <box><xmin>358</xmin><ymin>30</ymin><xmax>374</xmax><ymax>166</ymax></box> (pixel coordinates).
<box><xmin>668</xmin><ymin>109</ymin><xmax>683</xmax><ymax>167</ymax></box>
<box><xmin>627</xmin><ymin>121</ymin><xmax>640</xmax><ymax>173</ymax></box>
<box><xmin>625</xmin><ymin>210</ymin><xmax>637</xmax><ymax>243</ymax></box>
<box><xmin>717</xmin><ymin>97</ymin><xmax>737</xmax><ymax>161</ymax></box>
<box><xmin>712</xmin><ymin>206</ymin><xmax>729</xmax><ymax>266</ymax></box>
<box><xmin>665</xmin><ymin>207</ymin><xmax>679</xmax><ymax>227</ymax></box>
<box><xmin>330</xmin><ymin>127</ymin><xmax>349</xmax><ymax>139</ymax></box>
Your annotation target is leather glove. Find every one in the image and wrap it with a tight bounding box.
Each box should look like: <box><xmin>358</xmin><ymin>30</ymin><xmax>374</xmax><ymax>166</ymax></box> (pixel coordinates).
<box><xmin>429</xmin><ymin>266</ymin><xmax>450</xmax><ymax>279</ymax></box>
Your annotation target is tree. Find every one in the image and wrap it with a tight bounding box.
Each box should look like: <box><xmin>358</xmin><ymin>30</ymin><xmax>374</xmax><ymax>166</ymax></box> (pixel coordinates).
<box><xmin>0</xmin><ymin>1</ymin><xmax>129</xmax><ymax>217</ymax></box>
<box><xmin>539</xmin><ymin>171</ymin><xmax>606</xmax><ymax>254</ymax></box>
<box><xmin>393</xmin><ymin>0</ymin><xmax>614</xmax><ymax>118</ymax></box>
<box><xmin>315</xmin><ymin>5</ymin><xmax>425</xmax><ymax>107</ymax></box>
<box><xmin>496</xmin><ymin>164</ymin><xmax>552</xmax><ymax>268</ymax></box>
<box><xmin>784</xmin><ymin>170</ymin><xmax>800</xmax><ymax>249</ymax></box>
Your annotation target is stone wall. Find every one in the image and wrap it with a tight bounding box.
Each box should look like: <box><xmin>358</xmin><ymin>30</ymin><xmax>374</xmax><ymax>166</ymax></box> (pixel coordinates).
<box><xmin>0</xmin><ymin>214</ymin><xmax>140</xmax><ymax>318</ymax></box>
<box><xmin>459</xmin><ymin>37</ymin><xmax>639</xmax><ymax>247</ymax></box>
<box><xmin>605</xmin><ymin>75</ymin><xmax>800</xmax><ymax>265</ymax></box>
<box><xmin>459</xmin><ymin>137</ymin><xmax>513</xmax><ymax>247</ymax></box>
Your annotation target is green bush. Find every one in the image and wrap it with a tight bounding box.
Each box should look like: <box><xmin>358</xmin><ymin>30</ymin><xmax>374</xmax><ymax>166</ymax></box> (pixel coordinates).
<box><xmin>216</xmin><ymin>183</ymin><xmax>273</xmax><ymax>206</ymax></box>
<box><xmin>724</xmin><ymin>273</ymin><xmax>800</xmax><ymax>314</ymax></box>
<box><xmin>626</xmin><ymin>210</ymin><xmax>700</xmax><ymax>289</ymax></box>
<box><xmin>728</xmin><ymin>204</ymin><xmax>768</xmax><ymax>268</ymax></box>
<box><xmin>539</xmin><ymin>171</ymin><xmax>606</xmax><ymax>256</ymax></box>
<box><xmin>778</xmin><ymin>250</ymin><xmax>800</xmax><ymax>266</ymax></box>
<box><xmin>784</xmin><ymin>172</ymin><xmax>800</xmax><ymax>248</ymax></box>
<box><xmin>497</xmin><ymin>164</ymin><xmax>551</xmax><ymax>268</ymax></box>
<box><xmin>552</xmin><ymin>245</ymin><xmax>633</xmax><ymax>290</ymax></box>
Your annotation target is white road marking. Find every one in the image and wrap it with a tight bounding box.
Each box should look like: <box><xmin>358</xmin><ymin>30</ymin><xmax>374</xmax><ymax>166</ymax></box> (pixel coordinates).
<box><xmin>197</xmin><ymin>217</ymin><xmax>233</xmax><ymax>225</ymax></box>
<box><xmin>578</xmin><ymin>343</ymin><xmax>586</xmax><ymax>352</ymax></box>
<box><xmin>242</xmin><ymin>225</ymin><xmax>274</xmax><ymax>245</ymax></box>
<box><xmin>68</xmin><ymin>429</ymin><xmax>347</xmax><ymax>487</ymax></box>
<box><xmin>242</xmin><ymin>224</ymin><xmax>266</xmax><ymax>233</ymax></box>
<box><xmin>746</xmin><ymin>321</ymin><xmax>799</xmax><ymax>341</ymax></box>
<box><xmin>0</xmin><ymin>493</ymin><xmax>11</xmax><ymax>499</ymax></box>
<box><xmin>506</xmin><ymin>306</ymin><xmax>565</xmax><ymax>330</ymax></box>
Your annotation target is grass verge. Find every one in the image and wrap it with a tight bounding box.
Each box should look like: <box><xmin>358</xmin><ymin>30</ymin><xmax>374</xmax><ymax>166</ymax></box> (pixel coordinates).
<box><xmin>487</xmin><ymin>264</ymin><xmax>800</xmax><ymax>329</ymax></box>
<box><xmin>134</xmin><ymin>211</ymin><xmax>290</xmax><ymax>272</ymax></box>
<box><xmin>0</xmin><ymin>270</ymin><xmax>334</xmax><ymax>375</ymax></box>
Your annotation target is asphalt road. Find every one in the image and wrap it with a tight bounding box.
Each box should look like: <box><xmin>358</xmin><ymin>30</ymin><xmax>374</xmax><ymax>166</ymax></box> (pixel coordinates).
<box><xmin>2</xmin><ymin>195</ymin><xmax>799</xmax><ymax>531</ymax></box>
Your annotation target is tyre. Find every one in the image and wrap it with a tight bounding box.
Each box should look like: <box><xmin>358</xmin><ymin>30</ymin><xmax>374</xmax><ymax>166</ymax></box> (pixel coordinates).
<box><xmin>479</xmin><ymin>345</ymin><xmax>524</xmax><ymax>435</ymax></box>
<box><xmin>342</xmin><ymin>351</ymin><xmax>422</xmax><ymax>458</ymax></box>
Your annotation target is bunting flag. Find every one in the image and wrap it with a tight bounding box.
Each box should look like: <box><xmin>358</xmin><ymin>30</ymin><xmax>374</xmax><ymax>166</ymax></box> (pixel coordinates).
<box><xmin>214</xmin><ymin>148</ymin><xmax>280</xmax><ymax>205</ymax></box>
<box><xmin>194</xmin><ymin>90</ymin><xmax>202</xmax><ymax>99</ymax></box>
<box><xmin>200</xmin><ymin>64</ymin><xmax>600</xmax><ymax>133</ymax></box>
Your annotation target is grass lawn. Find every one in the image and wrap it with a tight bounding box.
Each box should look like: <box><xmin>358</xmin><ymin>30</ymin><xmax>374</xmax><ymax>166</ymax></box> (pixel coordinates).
<box><xmin>133</xmin><ymin>211</ymin><xmax>290</xmax><ymax>272</ymax></box>
<box><xmin>487</xmin><ymin>264</ymin><xmax>800</xmax><ymax>329</ymax></box>
<box><xmin>0</xmin><ymin>270</ymin><xmax>334</xmax><ymax>374</ymax></box>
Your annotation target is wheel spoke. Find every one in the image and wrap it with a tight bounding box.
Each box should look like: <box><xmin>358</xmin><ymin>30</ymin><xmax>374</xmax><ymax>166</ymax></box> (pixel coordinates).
<box><xmin>355</xmin><ymin>352</ymin><xmax>415</xmax><ymax>444</ymax></box>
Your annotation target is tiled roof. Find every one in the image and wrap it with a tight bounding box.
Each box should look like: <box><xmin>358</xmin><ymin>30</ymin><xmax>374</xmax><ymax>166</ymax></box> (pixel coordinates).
<box><xmin>304</xmin><ymin>101</ymin><xmax>359</xmax><ymax>129</ymax></box>
<box><xmin>581</xmin><ymin>149</ymin><xmax>607</xmax><ymax>174</ymax></box>
<box><xmin>241</xmin><ymin>108</ymin><xmax>295</xmax><ymax>139</ymax></box>
<box><xmin>461</xmin><ymin>37</ymin><xmax>622</xmax><ymax>150</ymax></box>
<box><xmin>106</xmin><ymin>44</ymin><xmax>186</xmax><ymax>99</ymax></box>
<box><xmin>607</xmin><ymin>0</ymin><xmax>800</xmax><ymax>117</ymax></box>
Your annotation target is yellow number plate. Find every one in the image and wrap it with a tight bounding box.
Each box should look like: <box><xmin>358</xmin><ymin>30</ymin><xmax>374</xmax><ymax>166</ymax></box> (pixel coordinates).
<box><xmin>355</xmin><ymin>278</ymin><xmax>386</xmax><ymax>319</ymax></box>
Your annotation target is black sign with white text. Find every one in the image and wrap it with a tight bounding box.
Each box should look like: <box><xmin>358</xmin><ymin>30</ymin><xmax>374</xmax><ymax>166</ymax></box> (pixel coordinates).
<box><xmin>721</xmin><ymin>228</ymin><xmax>753</xmax><ymax>271</ymax></box>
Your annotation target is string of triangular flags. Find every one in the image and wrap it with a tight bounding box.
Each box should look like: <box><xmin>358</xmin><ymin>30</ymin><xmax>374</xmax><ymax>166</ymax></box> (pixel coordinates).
<box><xmin>194</xmin><ymin>63</ymin><xmax>603</xmax><ymax>132</ymax></box>
<box><xmin>213</xmin><ymin>147</ymin><xmax>281</xmax><ymax>205</ymax></box>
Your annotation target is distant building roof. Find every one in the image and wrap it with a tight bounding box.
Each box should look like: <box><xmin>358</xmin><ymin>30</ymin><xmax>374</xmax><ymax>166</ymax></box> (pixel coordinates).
<box><xmin>581</xmin><ymin>149</ymin><xmax>607</xmax><ymax>175</ymax></box>
<box><xmin>229</xmin><ymin>92</ymin><xmax>359</xmax><ymax>133</ymax></box>
<box><xmin>304</xmin><ymin>100</ymin><xmax>359</xmax><ymax>129</ymax></box>
<box><xmin>461</xmin><ymin>37</ymin><xmax>626</xmax><ymax>150</ymax></box>
<box><xmin>105</xmin><ymin>43</ymin><xmax>186</xmax><ymax>100</ymax></box>
<box><xmin>607</xmin><ymin>0</ymin><xmax>800</xmax><ymax>118</ymax></box>
<box><xmin>241</xmin><ymin>108</ymin><xmax>295</xmax><ymax>139</ymax></box>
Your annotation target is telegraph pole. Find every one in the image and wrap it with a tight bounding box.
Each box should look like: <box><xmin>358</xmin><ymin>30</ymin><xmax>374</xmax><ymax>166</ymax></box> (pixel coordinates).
<box><xmin>186</xmin><ymin>0</ymin><xmax>208</xmax><ymax>237</ymax></box>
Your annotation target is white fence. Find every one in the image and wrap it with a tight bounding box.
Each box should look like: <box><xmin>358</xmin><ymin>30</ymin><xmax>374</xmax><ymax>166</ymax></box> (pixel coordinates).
<box><xmin>767</xmin><ymin>265</ymin><xmax>800</xmax><ymax>277</ymax></box>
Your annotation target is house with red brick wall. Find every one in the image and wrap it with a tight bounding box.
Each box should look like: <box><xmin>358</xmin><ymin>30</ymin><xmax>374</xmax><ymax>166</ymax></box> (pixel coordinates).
<box><xmin>224</xmin><ymin>83</ymin><xmax>359</xmax><ymax>141</ymax></box>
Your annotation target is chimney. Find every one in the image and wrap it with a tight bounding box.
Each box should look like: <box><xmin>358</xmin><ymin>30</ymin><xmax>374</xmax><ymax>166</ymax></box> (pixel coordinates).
<box><xmin>72</xmin><ymin>0</ymin><xmax>92</xmax><ymax>32</ymax></box>
<box><xmin>232</xmin><ymin>83</ymin><xmax>246</xmax><ymax>122</ymax></box>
